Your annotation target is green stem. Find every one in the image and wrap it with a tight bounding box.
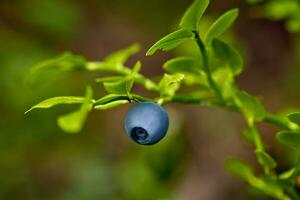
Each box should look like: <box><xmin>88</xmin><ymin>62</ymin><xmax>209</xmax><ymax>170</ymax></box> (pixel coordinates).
<box><xmin>250</xmin><ymin>125</ymin><xmax>264</xmax><ymax>151</ymax></box>
<box><xmin>167</xmin><ymin>95</ymin><xmax>294</xmax><ymax>131</ymax></box>
<box><xmin>134</xmin><ymin>74</ymin><xmax>160</xmax><ymax>92</ymax></box>
<box><xmin>193</xmin><ymin>31</ymin><xmax>224</xmax><ymax>103</ymax></box>
<box><xmin>264</xmin><ymin>114</ymin><xmax>296</xmax><ymax>130</ymax></box>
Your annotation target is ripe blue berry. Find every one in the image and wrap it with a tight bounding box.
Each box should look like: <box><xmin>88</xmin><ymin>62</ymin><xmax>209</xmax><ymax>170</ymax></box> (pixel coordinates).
<box><xmin>124</xmin><ymin>102</ymin><xmax>169</xmax><ymax>145</ymax></box>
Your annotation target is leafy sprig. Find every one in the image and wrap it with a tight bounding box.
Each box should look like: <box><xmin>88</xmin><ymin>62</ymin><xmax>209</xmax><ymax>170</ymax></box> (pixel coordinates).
<box><xmin>25</xmin><ymin>0</ymin><xmax>300</xmax><ymax>198</ymax></box>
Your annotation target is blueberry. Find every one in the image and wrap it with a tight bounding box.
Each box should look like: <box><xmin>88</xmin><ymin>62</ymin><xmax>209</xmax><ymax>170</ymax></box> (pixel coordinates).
<box><xmin>124</xmin><ymin>102</ymin><xmax>169</xmax><ymax>145</ymax></box>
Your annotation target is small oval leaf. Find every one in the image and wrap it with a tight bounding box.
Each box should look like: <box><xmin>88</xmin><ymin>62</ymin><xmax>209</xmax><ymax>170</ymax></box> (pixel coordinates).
<box><xmin>103</xmin><ymin>80</ymin><xmax>128</xmax><ymax>94</ymax></box>
<box><xmin>205</xmin><ymin>9</ymin><xmax>239</xmax><ymax>44</ymax></box>
<box><xmin>225</xmin><ymin>158</ymin><xmax>254</xmax><ymax>181</ymax></box>
<box><xmin>287</xmin><ymin>112</ymin><xmax>300</xmax><ymax>126</ymax></box>
<box><xmin>95</xmin><ymin>76</ymin><xmax>123</xmax><ymax>83</ymax></box>
<box><xmin>163</xmin><ymin>56</ymin><xmax>202</xmax><ymax>75</ymax></box>
<box><xmin>27</xmin><ymin>52</ymin><xmax>86</xmax><ymax>85</ymax></box>
<box><xmin>255</xmin><ymin>150</ymin><xmax>277</xmax><ymax>169</ymax></box>
<box><xmin>104</xmin><ymin>43</ymin><xmax>140</xmax><ymax>66</ymax></box>
<box><xmin>56</xmin><ymin>86</ymin><xmax>93</xmax><ymax>134</ymax></box>
<box><xmin>57</xmin><ymin>109</ymin><xmax>87</xmax><ymax>133</ymax></box>
<box><xmin>146</xmin><ymin>29</ymin><xmax>193</xmax><ymax>56</ymax></box>
<box><xmin>212</xmin><ymin>39</ymin><xmax>243</xmax><ymax>75</ymax></box>
<box><xmin>163</xmin><ymin>57</ymin><xmax>207</xmax><ymax>85</ymax></box>
<box><xmin>277</xmin><ymin>131</ymin><xmax>300</xmax><ymax>149</ymax></box>
<box><xmin>179</xmin><ymin>0</ymin><xmax>209</xmax><ymax>30</ymax></box>
<box><xmin>25</xmin><ymin>96</ymin><xmax>90</xmax><ymax>114</ymax></box>
<box><xmin>279</xmin><ymin>168</ymin><xmax>296</xmax><ymax>180</ymax></box>
<box><xmin>234</xmin><ymin>91</ymin><xmax>266</xmax><ymax>124</ymax></box>
<box><xmin>159</xmin><ymin>73</ymin><xmax>185</xmax><ymax>98</ymax></box>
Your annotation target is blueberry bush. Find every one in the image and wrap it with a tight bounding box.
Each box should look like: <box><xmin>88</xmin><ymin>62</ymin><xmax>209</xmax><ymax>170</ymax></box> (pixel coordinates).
<box><xmin>26</xmin><ymin>0</ymin><xmax>300</xmax><ymax>199</ymax></box>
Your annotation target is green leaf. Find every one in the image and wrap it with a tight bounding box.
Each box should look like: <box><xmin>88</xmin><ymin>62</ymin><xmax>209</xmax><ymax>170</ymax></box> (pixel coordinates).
<box><xmin>254</xmin><ymin>176</ymin><xmax>290</xmax><ymax>200</ymax></box>
<box><xmin>94</xmin><ymin>94</ymin><xmax>129</xmax><ymax>106</ymax></box>
<box><xmin>255</xmin><ymin>150</ymin><xmax>277</xmax><ymax>169</ymax></box>
<box><xmin>226</xmin><ymin>158</ymin><xmax>288</xmax><ymax>199</ymax></box>
<box><xmin>57</xmin><ymin>86</ymin><xmax>93</xmax><ymax>134</ymax></box>
<box><xmin>204</xmin><ymin>9</ymin><xmax>239</xmax><ymax>44</ymax></box>
<box><xmin>95</xmin><ymin>76</ymin><xmax>123</xmax><ymax>83</ymax></box>
<box><xmin>131</xmin><ymin>94</ymin><xmax>154</xmax><ymax>103</ymax></box>
<box><xmin>57</xmin><ymin>109</ymin><xmax>87</xmax><ymax>133</ymax></box>
<box><xmin>279</xmin><ymin>168</ymin><xmax>296</xmax><ymax>180</ymax></box>
<box><xmin>158</xmin><ymin>73</ymin><xmax>185</xmax><ymax>98</ymax></box>
<box><xmin>227</xmin><ymin>158</ymin><xmax>289</xmax><ymax>199</ymax></box>
<box><xmin>126</xmin><ymin>61</ymin><xmax>142</xmax><ymax>92</ymax></box>
<box><xmin>234</xmin><ymin>91</ymin><xmax>266</xmax><ymax>125</ymax></box>
<box><xmin>212</xmin><ymin>39</ymin><xmax>243</xmax><ymax>75</ymax></box>
<box><xmin>103</xmin><ymin>80</ymin><xmax>129</xmax><ymax>94</ymax></box>
<box><xmin>163</xmin><ymin>56</ymin><xmax>202</xmax><ymax>75</ymax></box>
<box><xmin>30</xmin><ymin>52</ymin><xmax>85</xmax><ymax>72</ymax></box>
<box><xmin>225</xmin><ymin>158</ymin><xmax>254</xmax><ymax>181</ymax></box>
<box><xmin>94</xmin><ymin>93</ymin><xmax>152</xmax><ymax>109</ymax></box>
<box><xmin>104</xmin><ymin>43</ymin><xmax>140</xmax><ymax>66</ymax></box>
<box><xmin>94</xmin><ymin>100</ymin><xmax>128</xmax><ymax>110</ymax></box>
<box><xmin>277</xmin><ymin>131</ymin><xmax>300</xmax><ymax>149</ymax></box>
<box><xmin>25</xmin><ymin>96</ymin><xmax>90</xmax><ymax>114</ymax></box>
<box><xmin>146</xmin><ymin>29</ymin><xmax>194</xmax><ymax>56</ymax></box>
<box><xmin>286</xmin><ymin>16</ymin><xmax>300</xmax><ymax>33</ymax></box>
<box><xmin>179</xmin><ymin>0</ymin><xmax>209</xmax><ymax>30</ymax></box>
<box><xmin>242</xmin><ymin>128</ymin><xmax>255</xmax><ymax>144</ymax></box>
<box><xmin>85</xmin><ymin>61</ymin><xmax>133</xmax><ymax>73</ymax></box>
<box><xmin>264</xmin><ymin>1</ymin><xmax>298</xmax><ymax>21</ymax></box>
<box><xmin>163</xmin><ymin>57</ymin><xmax>207</xmax><ymax>85</ymax></box>
<box><xmin>287</xmin><ymin>112</ymin><xmax>300</xmax><ymax>126</ymax></box>
<box><xmin>28</xmin><ymin>52</ymin><xmax>86</xmax><ymax>84</ymax></box>
<box><xmin>212</xmin><ymin>67</ymin><xmax>234</xmax><ymax>99</ymax></box>
<box><xmin>85</xmin><ymin>44</ymin><xmax>140</xmax><ymax>72</ymax></box>
<box><xmin>102</xmin><ymin>61</ymin><xmax>141</xmax><ymax>94</ymax></box>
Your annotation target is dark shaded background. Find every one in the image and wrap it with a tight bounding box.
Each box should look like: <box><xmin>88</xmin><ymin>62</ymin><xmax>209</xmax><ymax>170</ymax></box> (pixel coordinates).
<box><xmin>1</xmin><ymin>0</ymin><xmax>300</xmax><ymax>199</ymax></box>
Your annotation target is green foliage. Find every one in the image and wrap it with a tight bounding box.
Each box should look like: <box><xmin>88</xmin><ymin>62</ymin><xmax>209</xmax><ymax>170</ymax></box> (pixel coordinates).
<box><xmin>57</xmin><ymin>86</ymin><xmax>93</xmax><ymax>133</ymax></box>
<box><xmin>212</xmin><ymin>39</ymin><xmax>243</xmax><ymax>75</ymax></box>
<box><xmin>94</xmin><ymin>100</ymin><xmax>129</xmax><ymax>110</ymax></box>
<box><xmin>158</xmin><ymin>73</ymin><xmax>184</xmax><ymax>100</ymax></box>
<box><xmin>212</xmin><ymin>67</ymin><xmax>234</xmax><ymax>99</ymax></box>
<box><xmin>277</xmin><ymin>131</ymin><xmax>300</xmax><ymax>149</ymax></box>
<box><xmin>287</xmin><ymin>112</ymin><xmax>300</xmax><ymax>126</ymax></box>
<box><xmin>25</xmin><ymin>96</ymin><xmax>93</xmax><ymax>114</ymax></box>
<box><xmin>256</xmin><ymin>151</ymin><xmax>277</xmax><ymax>169</ymax></box>
<box><xmin>163</xmin><ymin>57</ymin><xmax>207</xmax><ymax>85</ymax></box>
<box><xmin>163</xmin><ymin>56</ymin><xmax>202</xmax><ymax>75</ymax></box>
<box><xmin>226</xmin><ymin>158</ymin><xmax>254</xmax><ymax>181</ymax></box>
<box><xmin>25</xmin><ymin>0</ymin><xmax>300</xmax><ymax>199</ymax></box>
<box><xmin>146</xmin><ymin>29</ymin><xmax>194</xmax><ymax>56</ymax></box>
<box><xmin>104</xmin><ymin>43</ymin><xmax>140</xmax><ymax>67</ymax></box>
<box><xmin>226</xmin><ymin>158</ymin><xmax>289</xmax><ymax>199</ymax></box>
<box><xmin>28</xmin><ymin>52</ymin><xmax>86</xmax><ymax>84</ymax></box>
<box><xmin>204</xmin><ymin>9</ymin><xmax>239</xmax><ymax>45</ymax></box>
<box><xmin>279</xmin><ymin>168</ymin><xmax>296</xmax><ymax>180</ymax></box>
<box><xmin>234</xmin><ymin>91</ymin><xmax>266</xmax><ymax>125</ymax></box>
<box><xmin>103</xmin><ymin>61</ymin><xmax>141</xmax><ymax>95</ymax></box>
<box><xmin>179</xmin><ymin>0</ymin><xmax>209</xmax><ymax>30</ymax></box>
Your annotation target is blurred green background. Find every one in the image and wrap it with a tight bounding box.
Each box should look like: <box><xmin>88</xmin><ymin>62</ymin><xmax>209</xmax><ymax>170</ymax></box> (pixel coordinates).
<box><xmin>1</xmin><ymin>0</ymin><xmax>300</xmax><ymax>199</ymax></box>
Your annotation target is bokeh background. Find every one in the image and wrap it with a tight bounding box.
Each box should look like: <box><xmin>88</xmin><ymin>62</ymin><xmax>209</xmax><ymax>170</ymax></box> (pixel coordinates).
<box><xmin>1</xmin><ymin>0</ymin><xmax>300</xmax><ymax>199</ymax></box>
